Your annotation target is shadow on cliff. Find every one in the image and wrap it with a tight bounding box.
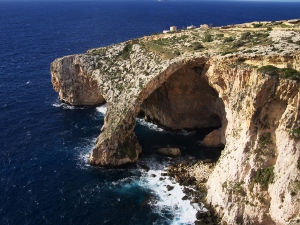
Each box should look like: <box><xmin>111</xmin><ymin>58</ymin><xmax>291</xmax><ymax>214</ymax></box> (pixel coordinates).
<box><xmin>135</xmin><ymin>59</ymin><xmax>227</xmax><ymax>161</ymax></box>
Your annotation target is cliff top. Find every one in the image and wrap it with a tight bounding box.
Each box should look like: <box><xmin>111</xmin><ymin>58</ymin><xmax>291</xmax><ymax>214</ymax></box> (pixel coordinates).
<box><xmin>87</xmin><ymin>19</ymin><xmax>300</xmax><ymax>62</ymax></box>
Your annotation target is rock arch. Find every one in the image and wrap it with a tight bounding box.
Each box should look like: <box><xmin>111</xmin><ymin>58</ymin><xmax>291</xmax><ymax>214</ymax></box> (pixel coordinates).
<box><xmin>89</xmin><ymin>57</ymin><xmax>227</xmax><ymax>166</ymax></box>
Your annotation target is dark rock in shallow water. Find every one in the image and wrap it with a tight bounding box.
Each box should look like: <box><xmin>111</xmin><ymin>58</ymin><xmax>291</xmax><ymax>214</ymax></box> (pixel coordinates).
<box><xmin>166</xmin><ymin>185</ymin><xmax>174</xmax><ymax>191</ymax></box>
<box><xmin>150</xmin><ymin>174</ymin><xmax>156</xmax><ymax>177</ymax></box>
<box><xmin>157</xmin><ymin>147</ymin><xmax>181</xmax><ymax>157</ymax></box>
<box><xmin>196</xmin><ymin>211</ymin><xmax>208</xmax><ymax>219</ymax></box>
<box><xmin>140</xmin><ymin>164</ymin><xmax>149</xmax><ymax>172</ymax></box>
<box><xmin>191</xmin><ymin>198</ymin><xmax>199</xmax><ymax>203</ymax></box>
<box><xmin>202</xmin><ymin>159</ymin><xmax>213</xmax><ymax>163</ymax></box>
<box><xmin>182</xmin><ymin>195</ymin><xmax>189</xmax><ymax>200</ymax></box>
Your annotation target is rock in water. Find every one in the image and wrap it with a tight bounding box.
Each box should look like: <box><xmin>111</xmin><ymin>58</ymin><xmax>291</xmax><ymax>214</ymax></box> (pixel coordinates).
<box><xmin>157</xmin><ymin>148</ymin><xmax>181</xmax><ymax>157</ymax></box>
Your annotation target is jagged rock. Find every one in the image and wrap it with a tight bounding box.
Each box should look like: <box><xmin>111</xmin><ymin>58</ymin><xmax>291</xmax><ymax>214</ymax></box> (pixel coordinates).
<box><xmin>139</xmin><ymin>164</ymin><xmax>149</xmax><ymax>172</ymax></box>
<box><xmin>157</xmin><ymin>147</ymin><xmax>181</xmax><ymax>157</ymax></box>
<box><xmin>182</xmin><ymin>195</ymin><xmax>189</xmax><ymax>200</ymax></box>
<box><xmin>166</xmin><ymin>185</ymin><xmax>174</xmax><ymax>191</ymax></box>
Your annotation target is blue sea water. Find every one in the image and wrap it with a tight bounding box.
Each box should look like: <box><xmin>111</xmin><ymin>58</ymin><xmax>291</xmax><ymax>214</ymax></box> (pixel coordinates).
<box><xmin>1</xmin><ymin>1</ymin><xmax>300</xmax><ymax>224</ymax></box>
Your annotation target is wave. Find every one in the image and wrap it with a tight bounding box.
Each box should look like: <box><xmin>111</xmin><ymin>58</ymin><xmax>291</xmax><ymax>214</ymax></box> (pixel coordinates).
<box><xmin>141</xmin><ymin>158</ymin><xmax>198</xmax><ymax>224</ymax></box>
<box><xmin>112</xmin><ymin>156</ymin><xmax>200</xmax><ymax>224</ymax></box>
<box><xmin>52</xmin><ymin>102</ymin><xmax>75</xmax><ymax>110</ymax></box>
<box><xmin>136</xmin><ymin>118</ymin><xmax>196</xmax><ymax>136</ymax></box>
<box><xmin>75</xmin><ymin>138</ymin><xmax>97</xmax><ymax>169</ymax></box>
<box><xmin>96</xmin><ymin>104</ymin><xmax>107</xmax><ymax>115</ymax></box>
<box><xmin>136</xmin><ymin>118</ymin><xmax>165</xmax><ymax>132</ymax></box>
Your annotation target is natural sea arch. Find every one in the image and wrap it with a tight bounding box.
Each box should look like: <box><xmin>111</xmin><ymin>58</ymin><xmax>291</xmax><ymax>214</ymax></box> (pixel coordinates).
<box><xmin>90</xmin><ymin>58</ymin><xmax>227</xmax><ymax>166</ymax></box>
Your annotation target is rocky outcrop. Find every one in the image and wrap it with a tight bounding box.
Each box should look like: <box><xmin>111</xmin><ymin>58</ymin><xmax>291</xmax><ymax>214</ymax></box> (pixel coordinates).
<box><xmin>51</xmin><ymin>21</ymin><xmax>300</xmax><ymax>224</ymax></box>
<box><xmin>157</xmin><ymin>147</ymin><xmax>181</xmax><ymax>157</ymax></box>
<box><xmin>51</xmin><ymin>55</ymin><xmax>105</xmax><ymax>106</ymax></box>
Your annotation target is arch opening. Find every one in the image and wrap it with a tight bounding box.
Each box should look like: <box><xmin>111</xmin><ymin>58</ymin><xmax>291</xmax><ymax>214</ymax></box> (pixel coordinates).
<box><xmin>137</xmin><ymin>62</ymin><xmax>226</xmax><ymax>159</ymax></box>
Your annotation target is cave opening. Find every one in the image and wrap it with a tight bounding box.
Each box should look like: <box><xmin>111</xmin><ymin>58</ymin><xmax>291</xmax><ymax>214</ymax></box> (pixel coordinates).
<box><xmin>136</xmin><ymin>62</ymin><xmax>226</xmax><ymax>161</ymax></box>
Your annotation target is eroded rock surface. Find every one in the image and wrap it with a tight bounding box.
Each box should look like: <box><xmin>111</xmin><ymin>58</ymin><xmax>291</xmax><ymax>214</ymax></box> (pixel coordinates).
<box><xmin>51</xmin><ymin>20</ymin><xmax>300</xmax><ymax>224</ymax></box>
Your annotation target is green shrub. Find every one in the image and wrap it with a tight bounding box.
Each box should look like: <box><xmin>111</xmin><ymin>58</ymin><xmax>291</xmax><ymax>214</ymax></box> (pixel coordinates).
<box><xmin>193</xmin><ymin>42</ymin><xmax>204</xmax><ymax>50</ymax></box>
<box><xmin>232</xmin><ymin>182</ymin><xmax>246</xmax><ymax>196</ymax></box>
<box><xmin>119</xmin><ymin>43</ymin><xmax>133</xmax><ymax>59</ymax></box>
<box><xmin>253</xmin><ymin>32</ymin><xmax>269</xmax><ymax>38</ymax></box>
<box><xmin>250</xmin><ymin>166</ymin><xmax>274</xmax><ymax>191</ymax></box>
<box><xmin>203</xmin><ymin>33</ymin><xmax>213</xmax><ymax>42</ymax></box>
<box><xmin>233</xmin><ymin>40</ymin><xmax>245</xmax><ymax>48</ymax></box>
<box><xmin>174</xmin><ymin>50</ymin><xmax>180</xmax><ymax>56</ymax></box>
<box><xmin>267</xmin><ymin>27</ymin><xmax>273</xmax><ymax>31</ymax></box>
<box><xmin>280</xmin><ymin>68</ymin><xmax>300</xmax><ymax>81</ymax></box>
<box><xmin>241</xmin><ymin>32</ymin><xmax>251</xmax><ymax>40</ymax></box>
<box><xmin>253</xmin><ymin>23</ymin><xmax>263</xmax><ymax>28</ymax></box>
<box><xmin>224</xmin><ymin>36</ymin><xmax>235</xmax><ymax>42</ymax></box>
<box><xmin>258</xmin><ymin>65</ymin><xmax>300</xmax><ymax>81</ymax></box>
<box><xmin>260</xmin><ymin>133</ymin><xmax>272</xmax><ymax>146</ymax></box>
<box><xmin>258</xmin><ymin>65</ymin><xmax>279</xmax><ymax>76</ymax></box>
<box><xmin>290</xmin><ymin>127</ymin><xmax>300</xmax><ymax>139</ymax></box>
<box><xmin>216</xmin><ymin>33</ymin><xmax>224</xmax><ymax>38</ymax></box>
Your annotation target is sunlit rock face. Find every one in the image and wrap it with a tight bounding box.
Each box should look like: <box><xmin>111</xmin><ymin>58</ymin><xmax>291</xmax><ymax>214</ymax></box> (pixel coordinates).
<box><xmin>51</xmin><ymin>55</ymin><xmax>105</xmax><ymax>106</ymax></box>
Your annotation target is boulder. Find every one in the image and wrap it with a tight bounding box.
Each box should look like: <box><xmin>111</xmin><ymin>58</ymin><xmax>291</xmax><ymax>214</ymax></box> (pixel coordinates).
<box><xmin>157</xmin><ymin>147</ymin><xmax>181</xmax><ymax>157</ymax></box>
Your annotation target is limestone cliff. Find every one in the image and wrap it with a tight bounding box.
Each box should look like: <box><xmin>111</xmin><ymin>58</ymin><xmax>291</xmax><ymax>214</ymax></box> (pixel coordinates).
<box><xmin>51</xmin><ymin>20</ymin><xmax>300</xmax><ymax>224</ymax></box>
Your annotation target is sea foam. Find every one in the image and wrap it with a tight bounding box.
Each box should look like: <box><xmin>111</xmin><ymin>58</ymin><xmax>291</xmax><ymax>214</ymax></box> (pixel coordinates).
<box><xmin>96</xmin><ymin>104</ymin><xmax>107</xmax><ymax>115</ymax></box>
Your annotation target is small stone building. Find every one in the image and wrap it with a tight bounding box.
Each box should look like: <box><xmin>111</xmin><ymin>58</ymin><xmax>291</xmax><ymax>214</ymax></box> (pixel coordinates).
<box><xmin>170</xmin><ymin>26</ymin><xmax>177</xmax><ymax>32</ymax></box>
<box><xmin>200</xmin><ymin>24</ymin><xmax>209</xmax><ymax>29</ymax></box>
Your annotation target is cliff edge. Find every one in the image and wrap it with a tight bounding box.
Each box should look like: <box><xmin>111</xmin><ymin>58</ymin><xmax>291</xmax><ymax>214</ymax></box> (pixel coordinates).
<box><xmin>51</xmin><ymin>20</ymin><xmax>300</xmax><ymax>224</ymax></box>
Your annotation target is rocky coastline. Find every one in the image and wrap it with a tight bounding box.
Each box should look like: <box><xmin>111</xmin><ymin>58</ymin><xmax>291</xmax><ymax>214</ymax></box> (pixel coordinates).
<box><xmin>167</xmin><ymin>159</ymin><xmax>221</xmax><ymax>225</ymax></box>
<box><xmin>51</xmin><ymin>19</ymin><xmax>300</xmax><ymax>224</ymax></box>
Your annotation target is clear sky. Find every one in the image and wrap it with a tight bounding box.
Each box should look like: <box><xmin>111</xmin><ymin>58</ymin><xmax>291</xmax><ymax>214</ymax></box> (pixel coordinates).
<box><xmin>0</xmin><ymin>0</ymin><xmax>299</xmax><ymax>1</ymax></box>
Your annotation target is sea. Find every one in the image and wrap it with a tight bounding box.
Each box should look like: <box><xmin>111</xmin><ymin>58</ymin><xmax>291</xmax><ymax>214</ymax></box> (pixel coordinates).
<box><xmin>1</xmin><ymin>1</ymin><xmax>300</xmax><ymax>224</ymax></box>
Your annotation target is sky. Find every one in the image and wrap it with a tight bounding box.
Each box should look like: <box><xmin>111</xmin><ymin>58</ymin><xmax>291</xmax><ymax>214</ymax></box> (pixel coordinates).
<box><xmin>0</xmin><ymin>0</ymin><xmax>300</xmax><ymax>1</ymax></box>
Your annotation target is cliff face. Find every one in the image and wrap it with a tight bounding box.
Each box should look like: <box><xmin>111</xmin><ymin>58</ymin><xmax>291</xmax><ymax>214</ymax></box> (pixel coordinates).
<box><xmin>51</xmin><ymin>21</ymin><xmax>300</xmax><ymax>224</ymax></box>
<box><xmin>205</xmin><ymin>56</ymin><xmax>300</xmax><ymax>225</ymax></box>
<box><xmin>51</xmin><ymin>55</ymin><xmax>105</xmax><ymax>106</ymax></box>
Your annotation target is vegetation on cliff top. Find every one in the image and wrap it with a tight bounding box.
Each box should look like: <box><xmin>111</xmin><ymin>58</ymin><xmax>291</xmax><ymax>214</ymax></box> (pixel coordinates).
<box><xmin>258</xmin><ymin>65</ymin><xmax>300</xmax><ymax>82</ymax></box>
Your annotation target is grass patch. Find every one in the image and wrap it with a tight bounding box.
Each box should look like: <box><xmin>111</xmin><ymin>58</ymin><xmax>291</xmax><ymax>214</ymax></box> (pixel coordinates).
<box><xmin>203</xmin><ymin>33</ymin><xmax>213</xmax><ymax>42</ymax></box>
<box><xmin>254</xmin><ymin>133</ymin><xmax>274</xmax><ymax>157</ymax></box>
<box><xmin>232</xmin><ymin>182</ymin><xmax>246</xmax><ymax>196</ymax></box>
<box><xmin>258</xmin><ymin>65</ymin><xmax>300</xmax><ymax>81</ymax></box>
<box><xmin>224</xmin><ymin>36</ymin><xmax>235</xmax><ymax>42</ymax></box>
<box><xmin>119</xmin><ymin>43</ymin><xmax>133</xmax><ymax>60</ymax></box>
<box><xmin>253</xmin><ymin>23</ymin><xmax>263</xmax><ymax>28</ymax></box>
<box><xmin>192</xmin><ymin>42</ymin><xmax>204</xmax><ymax>50</ymax></box>
<box><xmin>241</xmin><ymin>32</ymin><xmax>251</xmax><ymax>40</ymax></box>
<box><xmin>250</xmin><ymin>166</ymin><xmax>274</xmax><ymax>191</ymax></box>
<box><xmin>290</xmin><ymin>127</ymin><xmax>300</xmax><ymax>139</ymax></box>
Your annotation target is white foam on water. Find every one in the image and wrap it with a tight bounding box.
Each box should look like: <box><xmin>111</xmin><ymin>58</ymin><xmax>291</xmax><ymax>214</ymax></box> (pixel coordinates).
<box><xmin>178</xmin><ymin>130</ymin><xmax>196</xmax><ymax>136</ymax></box>
<box><xmin>52</xmin><ymin>102</ymin><xmax>75</xmax><ymax>110</ymax></box>
<box><xmin>136</xmin><ymin>118</ymin><xmax>165</xmax><ymax>132</ymax></box>
<box><xmin>76</xmin><ymin>138</ymin><xmax>97</xmax><ymax>169</ymax></box>
<box><xmin>112</xmin><ymin>157</ymin><xmax>200</xmax><ymax>224</ymax></box>
<box><xmin>140</xmin><ymin>163</ymin><xmax>198</xmax><ymax>224</ymax></box>
<box><xmin>96</xmin><ymin>104</ymin><xmax>107</xmax><ymax>115</ymax></box>
<box><xmin>136</xmin><ymin>118</ymin><xmax>196</xmax><ymax>136</ymax></box>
